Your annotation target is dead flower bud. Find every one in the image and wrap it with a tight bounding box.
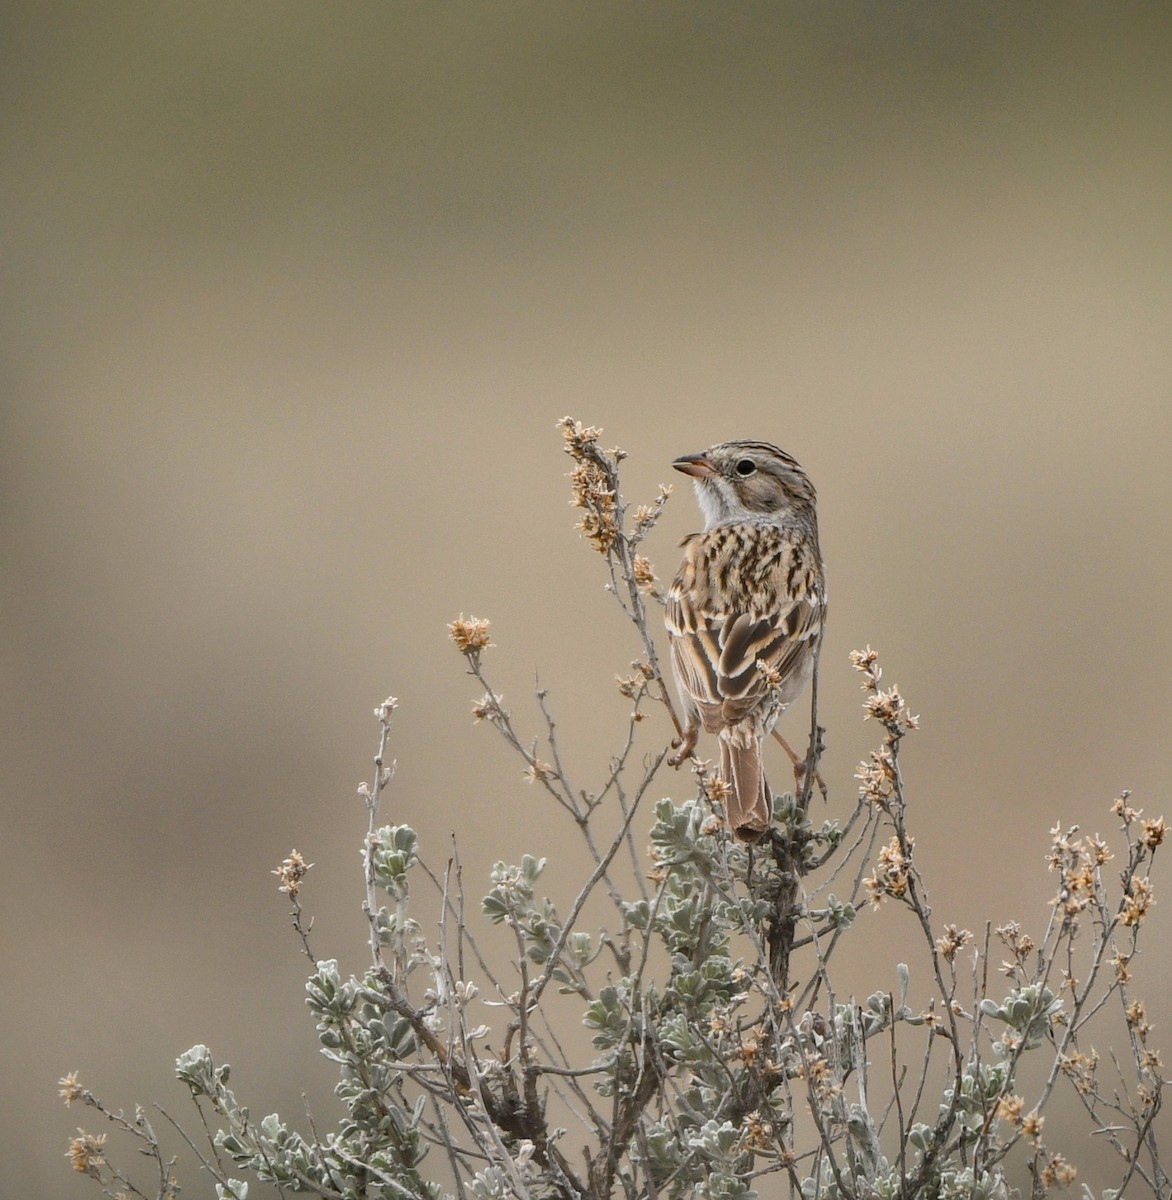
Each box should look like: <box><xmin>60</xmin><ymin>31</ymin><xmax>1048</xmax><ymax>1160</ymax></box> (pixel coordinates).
<box><xmin>557</xmin><ymin>416</ymin><xmax>603</xmax><ymax>449</ymax></box>
<box><xmin>1060</xmin><ymin>1049</ymin><xmax>1099</xmax><ymax>1096</ymax></box>
<box><xmin>864</xmin><ymin>686</ymin><xmax>919</xmax><ymax>734</ymax></box>
<box><xmin>1111</xmin><ymin>790</ymin><xmax>1138</xmax><ymax>823</ymax></box>
<box><xmin>865</xmin><ymin>835</ymin><xmax>912</xmax><ymax>908</ymax></box>
<box><xmin>567</xmin><ymin>461</ymin><xmax>614</xmax><ymax>510</ymax></box>
<box><xmin>576</xmin><ymin>507</ymin><xmax>620</xmax><ymax>554</ymax></box>
<box><xmin>273</xmin><ymin>849</ymin><xmax>313</xmax><ymax>897</ymax></box>
<box><xmin>1021</xmin><ymin>1110</ymin><xmax>1044</xmax><ymax>1141</ymax></box>
<box><xmin>756</xmin><ymin>657</ymin><xmax>784</xmax><ymax>691</ymax></box>
<box><xmin>1125</xmin><ymin>998</ymin><xmax>1150</xmax><ymax>1037</ymax></box>
<box><xmin>630</xmin><ymin>484</ymin><xmax>673</xmax><ymax>541</ymax></box>
<box><xmin>1041</xmin><ymin>1155</ymin><xmax>1076</xmax><ymax>1188</ymax></box>
<box><xmin>1120</xmin><ymin>876</ymin><xmax>1154</xmax><ymax>927</ymax></box>
<box><xmin>849</xmin><ymin>646</ymin><xmax>880</xmax><ymax>679</ymax></box>
<box><xmin>851</xmin><ymin>648</ymin><xmax>919</xmax><ymax>733</ymax></box>
<box><xmin>737</xmin><ymin>1111</ymin><xmax>774</xmax><ymax>1151</ymax></box>
<box><xmin>996</xmin><ymin>1094</ymin><xmax>1024</xmax><ymax>1126</ymax></box>
<box><xmin>1086</xmin><ymin>833</ymin><xmax>1113</xmax><ymax>865</ymax></box>
<box><xmin>737</xmin><ymin>1036</ymin><xmax>760</xmax><ymax>1066</ymax></box>
<box><xmin>935</xmin><ymin>924</ymin><xmax>973</xmax><ymax>962</ymax></box>
<box><xmin>523</xmin><ymin>760</ymin><xmax>555</xmax><ymax>784</ymax></box>
<box><xmin>471</xmin><ymin>691</ymin><xmax>505</xmax><ymax>723</ymax></box>
<box><xmin>66</xmin><ymin>1130</ymin><xmax>107</xmax><ymax>1175</ymax></box>
<box><xmin>1047</xmin><ymin>823</ymin><xmax>1077</xmax><ymax>866</ymax></box>
<box><xmin>702</xmin><ymin>773</ymin><xmax>734</xmax><ymax>806</ymax></box>
<box><xmin>558</xmin><ymin>420</ymin><xmax>629</xmax><ymax>553</ymax></box>
<box><xmin>855</xmin><ymin>748</ymin><xmax>896</xmax><ymax>805</ymax></box>
<box><xmin>615</xmin><ymin>672</ymin><xmax>641</xmax><ymax>699</ymax></box>
<box><xmin>995</xmin><ymin>921</ymin><xmax>1035</xmax><ymax>960</ymax></box>
<box><xmin>1142</xmin><ymin>816</ymin><xmax>1167</xmax><ymax>848</ymax></box>
<box><xmin>448</xmin><ymin>615</ymin><xmax>493</xmax><ymax>655</ymax></box>
<box><xmin>58</xmin><ymin>1072</ymin><xmax>84</xmax><ymax>1105</ymax></box>
<box><xmin>632</xmin><ymin>555</ymin><xmax>657</xmax><ymax>590</ymax></box>
<box><xmin>373</xmin><ymin>695</ymin><xmax>399</xmax><ymax>723</ymax></box>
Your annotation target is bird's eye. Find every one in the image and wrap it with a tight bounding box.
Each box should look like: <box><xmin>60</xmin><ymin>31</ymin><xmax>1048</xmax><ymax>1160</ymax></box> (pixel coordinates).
<box><xmin>734</xmin><ymin>458</ymin><xmax>756</xmax><ymax>477</ymax></box>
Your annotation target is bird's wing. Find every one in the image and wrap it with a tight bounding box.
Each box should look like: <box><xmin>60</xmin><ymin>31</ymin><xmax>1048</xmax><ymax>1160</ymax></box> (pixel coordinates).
<box><xmin>666</xmin><ymin>527</ymin><xmax>823</xmax><ymax>727</ymax></box>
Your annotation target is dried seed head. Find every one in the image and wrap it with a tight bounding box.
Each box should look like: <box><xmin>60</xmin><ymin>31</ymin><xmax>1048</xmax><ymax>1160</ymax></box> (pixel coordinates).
<box><xmin>523</xmin><ymin>760</ymin><xmax>555</xmax><ymax>784</ymax></box>
<box><xmin>1112</xmin><ymin>790</ymin><xmax>1138</xmax><ymax>823</ymax></box>
<box><xmin>632</xmin><ymin>554</ymin><xmax>657</xmax><ymax>590</ymax></box>
<box><xmin>471</xmin><ymin>691</ymin><xmax>505</xmax><ymax>723</ymax></box>
<box><xmin>448</xmin><ymin>615</ymin><xmax>493</xmax><ymax>655</ymax></box>
<box><xmin>855</xmin><ymin>747</ymin><xmax>897</xmax><ymax>805</ymax></box>
<box><xmin>66</xmin><ymin>1131</ymin><xmax>107</xmax><ymax>1175</ymax></box>
<box><xmin>935</xmin><ymin>924</ymin><xmax>973</xmax><ymax>962</ymax></box>
<box><xmin>1142</xmin><ymin>816</ymin><xmax>1167</xmax><ymax>848</ymax></box>
<box><xmin>1041</xmin><ymin>1155</ymin><xmax>1076</xmax><ymax>1188</ymax></box>
<box><xmin>558</xmin><ymin>416</ymin><xmax>604</xmax><ymax>451</ymax></box>
<box><xmin>996</xmin><ymin>1093</ymin><xmax>1024</xmax><ymax>1125</ymax></box>
<box><xmin>1120</xmin><ymin>876</ymin><xmax>1154</xmax><ymax>927</ymax></box>
<box><xmin>865</xmin><ymin>835</ymin><xmax>912</xmax><ymax>908</ymax></box>
<box><xmin>273</xmin><ymin>849</ymin><xmax>313</xmax><ymax>897</ymax></box>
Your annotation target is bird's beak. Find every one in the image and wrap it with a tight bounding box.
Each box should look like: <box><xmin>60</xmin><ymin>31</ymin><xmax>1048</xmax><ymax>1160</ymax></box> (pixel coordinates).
<box><xmin>672</xmin><ymin>453</ymin><xmax>717</xmax><ymax>479</ymax></box>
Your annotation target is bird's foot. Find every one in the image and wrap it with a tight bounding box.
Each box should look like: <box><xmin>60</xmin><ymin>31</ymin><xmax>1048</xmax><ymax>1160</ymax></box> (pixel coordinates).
<box><xmin>668</xmin><ymin>725</ymin><xmax>699</xmax><ymax>767</ymax></box>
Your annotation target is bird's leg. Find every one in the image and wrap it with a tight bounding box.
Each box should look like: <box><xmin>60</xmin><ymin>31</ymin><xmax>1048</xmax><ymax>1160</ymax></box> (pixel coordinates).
<box><xmin>772</xmin><ymin>729</ymin><xmax>827</xmax><ymax>801</ymax></box>
<box><xmin>669</xmin><ymin>723</ymin><xmax>699</xmax><ymax>767</ymax></box>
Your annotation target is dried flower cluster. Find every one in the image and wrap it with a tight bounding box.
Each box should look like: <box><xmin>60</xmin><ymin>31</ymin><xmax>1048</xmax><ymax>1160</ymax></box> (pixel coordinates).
<box><xmin>1039</xmin><ymin>1152</ymin><xmax>1077</xmax><ymax>1189</ymax></box>
<box><xmin>470</xmin><ymin>689</ymin><xmax>507</xmax><ymax>725</ymax></box>
<box><xmin>1121</xmin><ymin>874</ymin><xmax>1155</xmax><ymax>927</ymax></box>
<box><xmin>996</xmin><ymin>920</ymin><xmax>1036</xmax><ymax>972</ymax></box>
<box><xmin>557</xmin><ymin>417</ymin><xmax>672</xmax><ymax>612</ymax></box>
<box><xmin>447</xmin><ymin>613</ymin><xmax>493</xmax><ymax>655</ymax></box>
<box><xmin>1059</xmin><ymin>1047</ymin><xmax>1100</xmax><ymax>1096</ymax></box>
<box><xmin>58</xmin><ymin>1071</ymin><xmax>84</xmax><ymax>1106</ymax></box>
<box><xmin>522</xmin><ymin>758</ymin><xmax>555</xmax><ymax>784</ymax></box>
<box><xmin>935</xmin><ymin>923</ymin><xmax>973</xmax><ymax>962</ymax></box>
<box><xmin>855</xmin><ymin>745</ymin><xmax>897</xmax><ymax>807</ymax></box>
<box><xmin>615</xmin><ymin>658</ymin><xmax>654</xmax><ymax>700</ymax></box>
<box><xmin>631</xmin><ymin>553</ymin><xmax>657</xmax><ymax>591</ymax></box>
<box><xmin>1047</xmin><ymin>823</ymin><xmax>1108</xmax><ymax>925</ymax></box>
<box><xmin>694</xmin><ymin>756</ymin><xmax>733</xmax><ymax>807</ymax></box>
<box><xmin>851</xmin><ymin>645</ymin><xmax>920</xmax><ymax>737</ymax></box>
<box><xmin>1143</xmin><ymin>815</ymin><xmax>1168</xmax><ymax>848</ymax></box>
<box><xmin>65</xmin><ymin>1130</ymin><xmax>106</xmax><ymax>1175</ymax></box>
<box><xmin>560</xmin><ymin>417</ymin><xmax>622</xmax><ymax>554</ymax></box>
<box><xmin>1113</xmin><ymin>789</ymin><xmax>1140</xmax><ymax>823</ymax></box>
<box><xmin>865</xmin><ymin>833</ymin><xmax>913</xmax><ymax>907</ymax></box>
<box><xmin>272</xmin><ymin>849</ymin><xmax>313</xmax><ymax>897</ymax></box>
<box><xmin>630</xmin><ymin>484</ymin><xmax>672</xmax><ymax>543</ymax></box>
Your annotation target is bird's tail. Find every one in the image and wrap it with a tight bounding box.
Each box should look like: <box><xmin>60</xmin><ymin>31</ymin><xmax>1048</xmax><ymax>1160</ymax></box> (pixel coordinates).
<box><xmin>720</xmin><ymin>733</ymin><xmax>771</xmax><ymax>842</ymax></box>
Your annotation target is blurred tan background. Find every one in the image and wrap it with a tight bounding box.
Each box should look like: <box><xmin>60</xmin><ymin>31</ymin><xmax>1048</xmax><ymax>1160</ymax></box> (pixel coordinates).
<box><xmin>3</xmin><ymin>3</ymin><xmax>1171</xmax><ymax>1195</ymax></box>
